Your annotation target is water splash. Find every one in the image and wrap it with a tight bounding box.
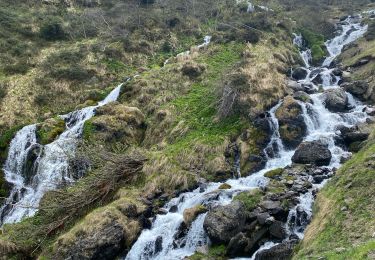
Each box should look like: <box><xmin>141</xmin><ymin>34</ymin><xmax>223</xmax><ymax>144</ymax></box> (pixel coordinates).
<box><xmin>0</xmin><ymin>84</ymin><xmax>123</xmax><ymax>224</ymax></box>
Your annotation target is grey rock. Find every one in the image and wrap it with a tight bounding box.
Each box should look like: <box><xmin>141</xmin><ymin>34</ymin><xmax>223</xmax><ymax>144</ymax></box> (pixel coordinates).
<box><xmin>322</xmin><ymin>88</ymin><xmax>350</xmax><ymax>112</ymax></box>
<box><xmin>203</xmin><ymin>201</ymin><xmax>246</xmax><ymax>244</ymax></box>
<box><xmin>292</xmin><ymin>141</ymin><xmax>332</xmax><ymax>166</ymax></box>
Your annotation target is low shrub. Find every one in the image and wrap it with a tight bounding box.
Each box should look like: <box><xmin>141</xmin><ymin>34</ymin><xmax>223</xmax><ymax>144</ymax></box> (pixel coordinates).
<box><xmin>40</xmin><ymin>19</ymin><xmax>66</xmax><ymax>41</ymax></box>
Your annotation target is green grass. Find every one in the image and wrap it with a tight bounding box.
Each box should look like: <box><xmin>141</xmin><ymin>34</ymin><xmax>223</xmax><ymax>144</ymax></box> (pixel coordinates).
<box><xmin>294</xmin><ymin>137</ymin><xmax>375</xmax><ymax>259</ymax></box>
<box><xmin>165</xmin><ymin>43</ymin><xmax>246</xmax><ymax>155</ymax></box>
<box><xmin>234</xmin><ymin>188</ymin><xmax>264</xmax><ymax>211</ymax></box>
<box><xmin>82</xmin><ymin>120</ymin><xmax>95</xmax><ymax>141</ymax></box>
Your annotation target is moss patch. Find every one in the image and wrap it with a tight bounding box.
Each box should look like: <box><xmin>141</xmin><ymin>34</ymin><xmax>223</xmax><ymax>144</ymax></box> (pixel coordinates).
<box><xmin>234</xmin><ymin>188</ymin><xmax>264</xmax><ymax>212</ymax></box>
<box><xmin>300</xmin><ymin>28</ymin><xmax>328</xmax><ymax>65</ymax></box>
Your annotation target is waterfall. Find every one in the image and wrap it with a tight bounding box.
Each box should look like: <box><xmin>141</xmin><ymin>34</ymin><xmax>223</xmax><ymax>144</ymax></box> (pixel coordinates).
<box><xmin>0</xmin><ymin>84</ymin><xmax>123</xmax><ymax>224</ymax></box>
<box><xmin>125</xmin><ymin>12</ymin><xmax>372</xmax><ymax>260</ymax></box>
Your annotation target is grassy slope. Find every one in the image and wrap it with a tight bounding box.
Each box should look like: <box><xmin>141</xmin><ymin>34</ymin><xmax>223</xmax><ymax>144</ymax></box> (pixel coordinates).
<box><xmin>294</xmin><ymin>134</ymin><xmax>375</xmax><ymax>259</ymax></box>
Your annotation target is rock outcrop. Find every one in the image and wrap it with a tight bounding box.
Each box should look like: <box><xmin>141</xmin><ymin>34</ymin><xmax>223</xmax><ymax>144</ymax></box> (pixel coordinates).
<box><xmin>276</xmin><ymin>96</ymin><xmax>307</xmax><ymax>149</ymax></box>
<box><xmin>203</xmin><ymin>201</ymin><xmax>246</xmax><ymax>244</ymax></box>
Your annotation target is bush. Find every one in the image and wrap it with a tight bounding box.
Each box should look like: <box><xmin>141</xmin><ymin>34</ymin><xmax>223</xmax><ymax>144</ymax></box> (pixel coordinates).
<box><xmin>40</xmin><ymin>19</ymin><xmax>66</xmax><ymax>41</ymax></box>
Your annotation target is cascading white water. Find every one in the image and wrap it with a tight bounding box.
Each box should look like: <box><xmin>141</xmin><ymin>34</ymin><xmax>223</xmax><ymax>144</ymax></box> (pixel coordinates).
<box><xmin>0</xmin><ymin>84</ymin><xmax>123</xmax><ymax>224</ymax></box>
<box><xmin>323</xmin><ymin>15</ymin><xmax>368</xmax><ymax>67</ymax></box>
<box><xmin>126</xmin><ymin>13</ymin><xmax>373</xmax><ymax>260</ymax></box>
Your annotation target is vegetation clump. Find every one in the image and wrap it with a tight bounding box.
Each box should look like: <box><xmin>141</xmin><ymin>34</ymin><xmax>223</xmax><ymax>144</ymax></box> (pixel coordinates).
<box><xmin>233</xmin><ymin>188</ymin><xmax>264</xmax><ymax>211</ymax></box>
<box><xmin>299</xmin><ymin>28</ymin><xmax>328</xmax><ymax>65</ymax></box>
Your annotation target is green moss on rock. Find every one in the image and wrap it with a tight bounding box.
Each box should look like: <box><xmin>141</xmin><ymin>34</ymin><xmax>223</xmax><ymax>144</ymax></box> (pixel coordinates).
<box><xmin>234</xmin><ymin>188</ymin><xmax>263</xmax><ymax>211</ymax></box>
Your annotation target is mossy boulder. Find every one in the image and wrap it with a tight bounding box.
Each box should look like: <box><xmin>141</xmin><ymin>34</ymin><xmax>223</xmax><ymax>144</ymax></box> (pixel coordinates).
<box><xmin>183</xmin><ymin>205</ymin><xmax>208</xmax><ymax>225</ymax></box>
<box><xmin>87</xmin><ymin>102</ymin><xmax>146</xmax><ymax>145</ymax></box>
<box><xmin>275</xmin><ymin>96</ymin><xmax>307</xmax><ymax>149</ymax></box>
<box><xmin>233</xmin><ymin>188</ymin><xmax>264</xmax><ymax>212</ymax></box>
<box><xmin>264</xmin><ymin>168</ymin><xmax>284</xmax><ymax>179</ymax></box>
<box><xmin>218</xmin><ymin>183</ymin><xmax>232</xmax><ymax>190</ymax></box>
<box><xmin>50</xmin><ymin>199</ymin><xmax>145</xmax><ymax>260</ymax></box>
<box><xmin>36</xmin><ymin>117</ymin><xmax>66</xmax><ymax>145</ymax></box>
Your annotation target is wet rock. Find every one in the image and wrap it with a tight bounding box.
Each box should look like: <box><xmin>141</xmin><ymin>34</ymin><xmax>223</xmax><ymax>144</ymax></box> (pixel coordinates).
<box><xmin>269</xmin><ymin>220</ymin><xmax>287</xmax><ymax>239</ymax></box>
<box><xmin>173</xmin><ymin>222</ymin><xmax>188</xmax><ymax>248</ymax></box>
<box><xmin>301</xmin><ymin>83</ymin><xmax>318</xmax><ymax>94</ymax></box>
<box><xmin>352</xmin><ymin>57</ymin><xmax>371</xmax><ymax>67</ymax></box>
<box><xmin>292</xmin><ymin>141</ymin><xmax>332</xmax><ymax>166</ymax></box>
<box><xmin>322</xmin><ymin>88</ymin><xmax>350</xmax><ymax>112</ymax></box>
<box><xmin>287</xmin><ymin>80</ymin><xmax>304</xmax><ymax>92</ymax></box>
<box><xmin>227</xmin><ymin>232</ymin><xmax>250</xmax><ymax>257</ymax></box>
<box><xmin>312</xmin><ymin>74</ymin><xmax>323</xmax><ymax>85</ymax></box>
<box><xmin>332</xmin><ymin>68</ymin><xmax>343</xmax><ymax>76</ymax></box>
<box><xmin>218</xmin><ymin>183</ymin><xmax>232</xmax><ymax>190</ymax></box>
<box><xmin>275</xmin><ymin>96</ymin><xmax>307</xmax><ymax>149</ymax></box>
<box><xmin>154</xmin><ymin>236</ymin><xmax>163</xmax><ymax>254</ymax></box>
<box><xmin>183</xmin><ymin>205</ymin><xmax>207</xmax><ymax>225</ymax></box>
<box><xmin>203</xmin><ymin>201</ymin><xmax>246</xmax><ymax>244</ymax></box>
<box><xmin>293</xmin><ymin>91</ymin><xmax>313</xmax><ymax>103</ymax></box>
<box><xmin>255</xmin><ymin>241</ymin><xmax>297</xmax><ymax>260</ymax></box>
<box><xmin>257</xmin><ymin>212</ymin><xmax>271</xmax><ymax>225</ymax></box>
<box><xmin>339</xmin><ymin>126</ymin><xmax>369</xmax><ymax>145</ymax></box>
<box><xmin>342</xmin><ymin>81</ymin><xmax>369</xmax><ymax>101</ymax></box>
<box><xmin>292</xmin><ymin>67</ymin><xmax>308</xmax><ymax>80</ymax></box>
<box><xmin>169</xmin><ymin>205</ymin><xmax>178</xmax><ymax>213</ymax></box>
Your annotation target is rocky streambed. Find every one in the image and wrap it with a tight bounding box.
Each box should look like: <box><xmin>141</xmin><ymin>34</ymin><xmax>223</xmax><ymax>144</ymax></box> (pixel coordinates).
<box><xmin>124</xmin><ymin>12</ymin><xmax>375</xmax><ymax>260</ymax></box>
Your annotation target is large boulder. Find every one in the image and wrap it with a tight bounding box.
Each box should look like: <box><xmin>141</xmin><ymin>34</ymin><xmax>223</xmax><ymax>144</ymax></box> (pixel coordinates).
<box><xmin>292</xmin><ymin>141</ymin><xmax>332</xmax><ymax>166</ymax></box>
<box><xmin>203</xmin><ymin>201</ymin><xmax>246</xmax><ymax>244</ymax></box>
<box><xmin>341</xmin><ymin>81</ymin><xmax>369</xmax><ymax>101</ymax></box>
<box><xmin>275</xmin><ymin>96</ymin><xmax>307</xmax><ymax>149</ymax></box>
<box><xmin>52</xmin><ymin>203</ymin><xmax>144</xmax><ymax>260</ymax></box>
<box><xmin>322</xmin><ymin>88</ymin><xmax>350</xmax><ymax>112</ymax></box>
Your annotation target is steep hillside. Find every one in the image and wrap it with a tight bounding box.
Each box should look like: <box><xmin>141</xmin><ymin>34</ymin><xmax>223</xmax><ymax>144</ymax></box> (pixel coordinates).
<box><xmin>0</xmin><ymin>0</ymin><xmax>375</xmax><ymax>260</ymax></box>
<box><xmin>294</xmin><ymin>11</ymin><xmax>375</xmax><ymax>259</ymax></box>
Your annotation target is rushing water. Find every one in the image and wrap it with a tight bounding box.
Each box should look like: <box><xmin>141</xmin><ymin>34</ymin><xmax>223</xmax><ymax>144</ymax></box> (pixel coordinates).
<box><xmin>0</xmin><ymin>84</ymin><xmax>123</xmax><ymax>224</ymax></box>
<box><xmin>0</xmin><ymin>36</ymin><xmax>213</xmax><ymax>225</ymax></box>
<box><xmin>126</xmin><ymin>14</ymin><xmax>371</xmax><ymax>260</ymax></box>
